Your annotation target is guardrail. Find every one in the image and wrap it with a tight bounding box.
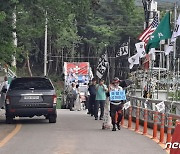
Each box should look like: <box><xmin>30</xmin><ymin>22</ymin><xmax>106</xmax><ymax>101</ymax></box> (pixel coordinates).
<box><xmin>123</xmin><ymin>96</ymin><xmax>180</xmax><ymax>150</ymax></box>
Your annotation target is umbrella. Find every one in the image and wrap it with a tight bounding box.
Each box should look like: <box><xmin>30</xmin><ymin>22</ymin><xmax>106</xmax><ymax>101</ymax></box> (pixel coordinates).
<box><xmin>119</xmin><ymin>79</ymin><xmax>133</xmax><ymax>88</ymax></box>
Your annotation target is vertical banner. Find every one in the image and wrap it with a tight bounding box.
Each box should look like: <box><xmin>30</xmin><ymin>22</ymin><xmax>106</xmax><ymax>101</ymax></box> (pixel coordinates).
<box><xmin>96</xmin><ymin>52</ymin><xmax>109</xmax><ymax>79</ymax></box>
<box><xmin>116</xmin><ymin>42</ymin><xmax>129</xmax><ymax>57</ymax></box>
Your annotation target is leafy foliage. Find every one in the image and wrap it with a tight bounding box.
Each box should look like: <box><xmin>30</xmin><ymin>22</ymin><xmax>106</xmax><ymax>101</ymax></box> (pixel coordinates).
<box><xmin>0</xmin><ymin>0</ymin><xmax>145</xmax><ymax>77</ymax></box>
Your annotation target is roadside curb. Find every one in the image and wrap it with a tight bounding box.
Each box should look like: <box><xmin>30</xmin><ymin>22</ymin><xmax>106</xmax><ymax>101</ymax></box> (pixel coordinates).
<box><xmin>122</xmin><ymin>122</ymin><xmax>170</xmax><ymax>154</ymax></box>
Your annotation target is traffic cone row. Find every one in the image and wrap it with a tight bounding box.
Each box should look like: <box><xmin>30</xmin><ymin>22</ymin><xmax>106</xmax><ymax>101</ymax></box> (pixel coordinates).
<box><xmin>125</xmin><ymin>105</ymin><xmax>179</xmax><ymax>150</ymax></box>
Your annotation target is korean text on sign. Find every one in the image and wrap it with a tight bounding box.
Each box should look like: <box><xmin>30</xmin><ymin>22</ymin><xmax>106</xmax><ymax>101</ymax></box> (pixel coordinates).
<box><xmin>109</xmin><ymin>90</ymin><xmax>126</xmax><ymax>101</ymax></box>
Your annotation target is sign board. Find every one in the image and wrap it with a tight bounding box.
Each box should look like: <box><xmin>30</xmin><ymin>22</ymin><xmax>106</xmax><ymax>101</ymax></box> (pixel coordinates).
<box><xmin>109</xmin><ymin>90</ymin><xmax>126</xmax><ymax>101</ymax></box>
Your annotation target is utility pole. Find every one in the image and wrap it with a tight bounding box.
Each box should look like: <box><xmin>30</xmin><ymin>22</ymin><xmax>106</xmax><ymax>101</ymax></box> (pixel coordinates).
<box><xmin>142</xmin><ymin>0</ymin><xmax>157</xmax><ymax>99</ymax></box>
<box><xmin>12</xmin><ymin>6</ymin><xmax>17</xmax><ymax>71</ymax></box>
<box><xmin>44</xmin><ymin>11</ymin><xmax>48</xmax><ymax>77</ymax></box>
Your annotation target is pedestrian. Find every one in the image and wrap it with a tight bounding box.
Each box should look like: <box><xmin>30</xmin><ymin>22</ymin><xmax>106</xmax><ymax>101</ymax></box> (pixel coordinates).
<box><xmin>68</xmin><ymin>83</ymin><xmax>77</xmax><ymax>111</ymax></box>
<box><xmin>143</xmin><ymin>85</ymin><xmax>148</xmax><ymax>98</ymax></box>
<box><xmin>109</xmin><ymin>77</ymin><xmax>124</xmax><ymax>131</ymax></box>
<box><xmin>88</xmin><ymin>78</ymin><xmax>96</xmax><ymax>116</ymax></box>
<box><xmin>94</xmin><ymin>79</ymin><xmax>108</xmax><ymax>120</ymax></box>
<box><xmin>0</xmin><ymin>76</ymin><xmax>9</xmax><ymax>109</ymax></box>
<box><xmin>74</xmin><ymin>84</ymin><xmax>81</xmax><ymax>111</ymax></box>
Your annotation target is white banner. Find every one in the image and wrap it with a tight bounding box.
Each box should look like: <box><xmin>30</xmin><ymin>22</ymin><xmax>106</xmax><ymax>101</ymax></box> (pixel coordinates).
<box><xmin>155</xmin><ymin>101</ymin><xmax>165</xmax><ymax>112</ymax></box>
<box><xmin>123</xmin><ymin>101</ymin><xmax>131</xmax><ymax>110</ymax></box>
<box><xmin>128</xmin><ymin>53</ymin><xmax>140</xmax><ymax>69</ymax></box>
<box><xmin>135</xmin><ymin>42</ymin><xmax>146</xmax><ymax>58</ymax></box>
<box><xmin>96</xmin><ymin>52</ymin><xmax>109</xmax><ymax>79</ymax></box>
<box><xmin>171</xmin><ymin>14</ymin><xmax>180</xmax><ymax>42</ymax></box>
<box><xmin>116</xmin><ymin>42</ymin><xmax>128</xmax><ymax>57</ymax></box>
<box><xmin>165</xmin><ymin>42</ymin><xmax>174</xmax><ymax>55</ymax></box>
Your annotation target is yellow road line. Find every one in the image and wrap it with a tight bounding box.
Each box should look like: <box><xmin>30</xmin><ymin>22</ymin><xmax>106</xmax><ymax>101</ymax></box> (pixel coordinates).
<box><xmin>0</xmin><ymin>124</ymin><xmax>22</xmax><ymax>148</ymax></box>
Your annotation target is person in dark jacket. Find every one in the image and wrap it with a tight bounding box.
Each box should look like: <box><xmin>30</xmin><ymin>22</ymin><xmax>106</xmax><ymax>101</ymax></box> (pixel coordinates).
<box><xmin>109</xmin><ymin>77</ymin><xmax>123</xmax><ymax>131</ymax></box>
<box><xmin>88</xmin><ymin>78</ymin><xmax>96</xmax><ymax>116</ymax></box>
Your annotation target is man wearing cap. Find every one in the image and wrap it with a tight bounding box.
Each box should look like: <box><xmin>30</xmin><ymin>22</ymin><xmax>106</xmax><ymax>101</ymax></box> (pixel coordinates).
<box><xmin>109</xmin><ymin>77</ymin><xmax>124</xmax><ymax>131</ymax></box>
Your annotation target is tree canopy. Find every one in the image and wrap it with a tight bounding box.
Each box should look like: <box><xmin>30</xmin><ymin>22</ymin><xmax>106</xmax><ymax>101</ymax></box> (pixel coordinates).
<box><xmin>0</xmin><ymin>0</ymin><xmax>155</xmax><ymax>78</ymax></box>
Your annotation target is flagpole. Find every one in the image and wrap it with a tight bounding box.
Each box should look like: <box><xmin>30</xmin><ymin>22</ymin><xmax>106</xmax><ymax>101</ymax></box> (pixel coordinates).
<box><xmin>128</xmin><ymin>37</ymin><xmax>131</xmax><ymax>58</ymax></box>
<box><xmin>173</xmin><ymin>2</ymin><xmax>177</xmax><ymax>101</ymax></box>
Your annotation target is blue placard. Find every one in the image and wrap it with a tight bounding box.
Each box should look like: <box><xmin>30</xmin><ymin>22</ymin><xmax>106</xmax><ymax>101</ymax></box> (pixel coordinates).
<box><xmin>110</xmin><ymin>90</ymin><xmax>126</xmax><ymax>101</ymax></box>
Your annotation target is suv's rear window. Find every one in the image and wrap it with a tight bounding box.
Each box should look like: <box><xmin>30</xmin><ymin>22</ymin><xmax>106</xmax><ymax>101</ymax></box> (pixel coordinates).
<box><xmin>9</xmin><ymin>78</ymin><xmax>54</xmax><ymax>90</ymax></box>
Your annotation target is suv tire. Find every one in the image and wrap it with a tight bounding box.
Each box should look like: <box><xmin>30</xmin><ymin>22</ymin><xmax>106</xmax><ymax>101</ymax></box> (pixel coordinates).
<box><xmin>49</xmin><ymin>115</ymin><xmax>57</xmax><ymax>123</ymax></box>
<box><xmin>6</xmin><ymin>115</ymin><xmax>13</xmax><ymax>124</ymax></box>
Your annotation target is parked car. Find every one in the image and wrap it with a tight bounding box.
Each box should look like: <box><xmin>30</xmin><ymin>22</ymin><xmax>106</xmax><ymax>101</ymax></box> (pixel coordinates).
<box><xmin>5</xmin><ymin>77</ymin><xmax>57</xmax><ymax>124</ymax></box>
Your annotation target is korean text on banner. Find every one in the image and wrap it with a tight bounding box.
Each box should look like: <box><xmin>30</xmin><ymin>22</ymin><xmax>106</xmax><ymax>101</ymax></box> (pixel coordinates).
<box><xmin>109</xmin><ymin>90</ymin><xmax>126</xmax><ymax>101</ymax></box>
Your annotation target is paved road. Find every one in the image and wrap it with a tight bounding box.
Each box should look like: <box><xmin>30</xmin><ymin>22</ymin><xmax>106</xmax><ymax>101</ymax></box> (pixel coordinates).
<box><xmin>0</xmin><ymin>109</ymin><xmax>167</xmax><ymax>154</ymax></box>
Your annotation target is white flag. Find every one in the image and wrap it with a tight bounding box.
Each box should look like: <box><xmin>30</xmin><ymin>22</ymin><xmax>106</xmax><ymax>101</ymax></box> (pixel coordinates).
<box><xmin>128</xmin><ymin>53</ymin><xmax>140</xmax><ymax>69</ymax></box>
<box><xmin>116</xmin><ymin>42</ymin><xmax>128</xmax><ymax>57</ymax></box>
<box><xmin>155</xmin><ymin>101</ymin><xmax>165</xmax><ymax>112</ymax></box>
<box><xmin>96</xmin><ymin>52</ymin><xmax>109</xmax><ymax>79</ymax></box>
<box><xmin>171</xmin><ymin>14</ymin><xmax>180</xmax><ymax>42</ymax></box>
<box><xmin>165</xmin><ymin>42</ymin><xmax>174</xmax><ymax>55</ymax></box>
<box><xmin>123</xmin><ymin>101</ymin><xmax>131</xmax><ymax>110</ymax></box>
<box><xmin>135</xmin><ymin>42</ymin><xmax>146</xmax><ymax>58</ymax></box>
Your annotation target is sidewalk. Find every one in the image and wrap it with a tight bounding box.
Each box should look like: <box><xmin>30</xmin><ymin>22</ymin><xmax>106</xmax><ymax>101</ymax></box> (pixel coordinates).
<box><xmin>0</xmin><ymin>109</ymin><xmax>16</xmax><ymax>141</ymax></box>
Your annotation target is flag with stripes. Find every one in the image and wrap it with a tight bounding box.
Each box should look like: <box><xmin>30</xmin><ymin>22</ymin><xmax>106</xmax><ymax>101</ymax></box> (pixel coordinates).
<box><xmin>96</xmin><ymin>52</ymin><xmax>109</xmax><ymax>79</ymax></box>
<box><xmin>138</xmin><ymin>13</ymin><xmax>159</xmax><ymax>45</ymax></box>
<box><xmin>116</xmin><ymin>42</ymin><xmax>129</xmax><ymax>57</ymax></box>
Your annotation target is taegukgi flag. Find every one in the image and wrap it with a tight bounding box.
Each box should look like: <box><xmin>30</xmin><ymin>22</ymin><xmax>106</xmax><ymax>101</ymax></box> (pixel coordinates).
<box><xmin>135</xmin><ymin>42</ymin><xmax>146</xmax><ymax>58</ymax></box>
<box><xmin>171</xmin><ymin>14</ymin><xmax>180</xmax><ymax>42</ymax></box>
<box><xmin>128</xmin><ymin>53</ymin><xmax>140</xmax><ymax>69</ymax></box>
<box><xmin>155</xmin><ymin>101</ymin><xmax>165</xmax><ymax>112</ymax></box>
<box><xmin>123</xmin><ymin>101</ymin><xmax>131</xmax><ymax>110</ymax></box>
<box><xmin>96</xmin><ymin>52</ymin><xmax>109</xmax><ymax>79</ymax></box>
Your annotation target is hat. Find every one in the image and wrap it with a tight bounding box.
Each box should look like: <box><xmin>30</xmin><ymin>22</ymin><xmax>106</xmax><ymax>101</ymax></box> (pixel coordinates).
<box><xmin>112</xmin><ymin>77</ymin><xmax>120</xmax><ymax>83</ymax></box>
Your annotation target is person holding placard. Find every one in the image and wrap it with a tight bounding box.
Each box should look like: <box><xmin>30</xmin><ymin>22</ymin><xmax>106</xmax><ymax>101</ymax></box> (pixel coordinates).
<box><xmin>109</xmin><ymin>77</ymin><xmax>125</xmax><ymax>131</ymax></box>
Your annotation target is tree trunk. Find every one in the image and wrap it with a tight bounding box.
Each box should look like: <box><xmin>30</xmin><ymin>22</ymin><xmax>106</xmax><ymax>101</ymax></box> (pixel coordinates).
<box><xmin>55</xmin><ymin>51</ymin><xmax>59</xmax><ymax>75</ymax></box>
<box><xmin>26</xmin><ymin>52</ymin><xmax>32</xmax><ymax>77</ymax></box>
<box><xmin>47</xmin><ymin>36</ymin><xmax>52</xmax><ymax>75</ymax></box>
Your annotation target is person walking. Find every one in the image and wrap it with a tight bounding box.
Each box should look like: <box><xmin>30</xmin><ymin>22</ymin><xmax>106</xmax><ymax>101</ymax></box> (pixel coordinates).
<box><xmin>109</xmin><ymin>77</ymin><xmax>124</xmax><ymax>131</ymax></box>
<box><xmin>74</xmin><ymin>84</ymin><xmax>81</xmax><ymax>111</ymax></box>
<box><xmin>0</xmin><ymin>76</ymin><xmax>9</xmax><ymax>109</ymax></box>
<box><xmin>68</xmin><ymin>83</ymin><xmax>77</xmax><ymax>111</ymax></box>
<box><xmin>94</xmin><ymin>79</ymin><xmax>108</xmax><ymax>120</ymax></box>
<box><xmin>88</xmin><ymin>78</ymin><xmax>96</xmax><ymax>116</ymax></box>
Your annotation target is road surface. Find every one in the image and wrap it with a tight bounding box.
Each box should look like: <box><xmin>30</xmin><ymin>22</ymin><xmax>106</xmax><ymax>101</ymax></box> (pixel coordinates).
<box><xmin>0</xmin><ymin>109</ymin><xmax>167</xmax><ymax>154</ymax></box>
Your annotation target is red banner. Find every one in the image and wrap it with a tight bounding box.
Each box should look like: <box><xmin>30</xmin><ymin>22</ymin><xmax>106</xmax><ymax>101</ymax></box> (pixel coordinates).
<box><xmin>64</xmin><ymin>62</ymin><xmax>89</xmax><ymax>75</ymax></box>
